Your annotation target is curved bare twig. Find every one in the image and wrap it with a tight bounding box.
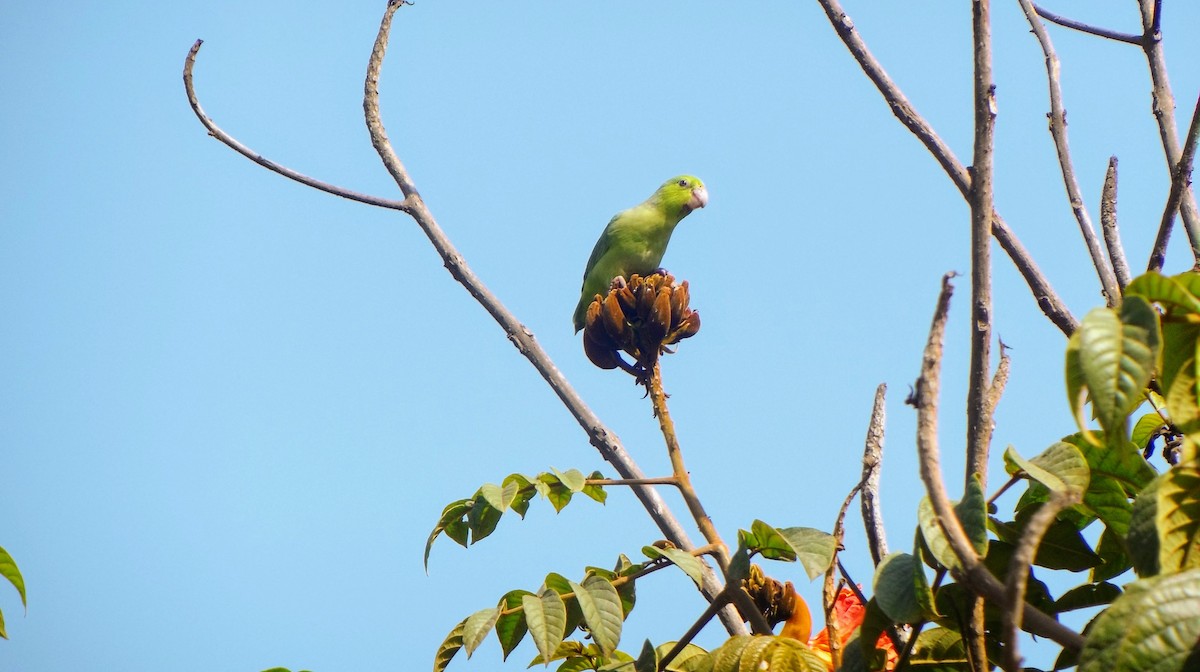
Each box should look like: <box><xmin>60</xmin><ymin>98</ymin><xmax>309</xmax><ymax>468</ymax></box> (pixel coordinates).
<box><xmin>1002</xmin><ymin>491</ymin><xmax>1078</xmax><ymax>672</ymax></box>
<box><xmin>814</xmin><ymin>0</ymin><xmax>1078</xmax><ymax>336</ymax></box>
<box><xmin>1031</xmin><ymin>3</ymin><xmax>1142</xmax><ymax>45</ymax></box>
<box><xmin>183</xmin><ymin>40</ymin><xmax>411</xmax><ymax>214</ymax></box>
<box><xmin>1017</xmin><ymin>0</ymin><xmax>1122</xmax><ymax>306</ymax></box>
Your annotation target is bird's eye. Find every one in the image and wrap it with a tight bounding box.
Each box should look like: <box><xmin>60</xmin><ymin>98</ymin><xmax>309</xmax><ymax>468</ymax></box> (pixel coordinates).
<box><xmin>678</xmin><ymin>179</ymin><xmax>688</xmax><ymax>187</ymax></box>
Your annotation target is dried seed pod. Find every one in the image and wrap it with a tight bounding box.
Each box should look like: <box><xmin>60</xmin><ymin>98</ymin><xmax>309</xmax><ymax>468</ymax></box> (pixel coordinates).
<box><xmin>579</xmin><ymin>271</ymin><xmax>702</xmax><ymax>375</ymax></box>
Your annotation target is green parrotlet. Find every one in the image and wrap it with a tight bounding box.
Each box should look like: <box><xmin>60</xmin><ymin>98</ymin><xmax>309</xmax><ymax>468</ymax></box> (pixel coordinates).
<box><xmin>573</xmin><ymin>175</ymin><xmax>708</xmax><ymax>332</ymax></box>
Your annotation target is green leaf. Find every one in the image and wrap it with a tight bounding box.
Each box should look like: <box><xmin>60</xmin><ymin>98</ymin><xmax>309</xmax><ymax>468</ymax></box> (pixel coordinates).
<box><xmin>523</xmin><ymin>589</ymin><xmax>568</xmax><ymax>666</ymax></box>
<box><xmin>503</xmin><ymin>474</ymin><xmax>536</xmax><ymax>519</ymax></box>
<box><xmin>1073</xmin><ymin>298</ymin><xmax>1160</xmax><ymax>441</ymax></box>
<box><xmin>726</xmin><ymin>535</ymin><xmax>752</xmax><ymax>585</ymax></box>
<box><xmin>1066</xmin><ymin>330</ymin><xmax>1091</xmax><ymax>441</ymax></box>
<box><xmin>463</xmin><ymin>607</ymin><xmax>500</xmax><ymax>657</ymax></box>
<box><xmin>569</xmin><ymin>576</ymin><xmax>623</xmax><ymax>656</ymax></box>
<box><xmin>1022</xmin><ymin>514</ymin><xmax>1102</xmax><ymax>571</ymax></box>
<box><xmin>1091</xmin><ymin>527</ymin><xmax>1133</xmax><ymax>582</ymax></box>
<box><xmin>433</xmin><ymin>618</ymin><xmax>466</xmax><ymax>672</ymax></box>
<box><xmin>1159</xmin><ymin>322</ymin><xmax>1200</xmax><ymax>401</ymax></box>
<box><xmin>1129</xmin><ymin>474</ymin><xmax>1163</xmax><ymax>577</ymax></box>
<box><xmin>633</xmin><ymin>639</ymin><xmax>657</xmax><ymax>672</ymax></box>
<box><xmin>654</xmin><ymin>642</ymin><xmax>712</xmax><ymax>672</ymax></box>
<box><xmin>872</xmin><ymin>552</ymin><xmax>926</xmax><ymax>623</ymax></box>
<box><xmin>1078</xmin><ymin>568</ymin><xmax>1200</xmax><ymax>672</ymax></box>
<box><xmin>496</xmin><ymin>589</ymin><xmax>534</xmax><ymax>661</ymax></box>
<box><xmin>0</xmin><ymin>547</ymin><xmax>26</xmax><ymax>609</ymax></box>
<box><xmin>776</xmin><ymin>527</ymin><xmax>837</xmax><ymax>581</ymax></box>
<box><xmin>1127</xmin><ymin>271</ymin><xmax>1200</xmax><ymax>312</ymax></box>
<box><xmin>1064</xmin><ymin>433</ymin><xmax>1158</xmax><ymax>537</ymax></box>
<box><xmin>425</xmin><ymin>499</ymin><xmax>473</xmax><ymax>569</ymax></box>
<box><xmin>553</xmin><ymin>468</ymin><xmax>588</xmax><ymax>493</ymax></box>
<box><xmin>642</xmin><ymin>546</ymin><xmax>703</xmax><ymax>588</ymax></box>
<box><xmin>544</xmin><ymin>573</ymin><xmax>584</xmax><ymax>636</ymax></box>
<box><xmin>907</xmin><ymin>627</ymin><xmax>970</xmax><ymax>667</ymax></box>
<box><xmin>538</xmin><ymin>474</ymin><xmax>574</xmax><ymax>513</ymax></box>
<box><xmin>468</xmin><ymin>490</ymin><xmax>503</xmax><ymax>544</ymax></box>
<box><xmin>857</xmin><ymin>598</ymin><xmax>892</xmax><ymax>665</ymax></box>
<box><xmin>1052</xmin><ymin>582</ymin><xmax>1121</xmax><ymax>614</ymax></box>
<box><xmin>749</xmin><ymin>520</ymin><xmax>796</xmax><ymax>561</ymax></box>
<box><xmin>1004</xmin><ymin>442</ymin><xmax>1090</xmax><ymax>496</ymax></box>
<box><xmin>918</xmin><ymin>475</ymin><xmax>988</xmax><ymax>570</ymax></box>
<box><xmin>527</xmin><ymin>641</ymin><xmax>585</xmax><ymax>667</ymax></box>
<box><xmin>709</xmin><ymin>636</ymin><xmax>826</xmax><ymax>672</ymax></box>
<box><xmin>581</xmin><ymin>471</ymin><xmax>607</xmax><ymax>504</ymax></box>
<box><xmin>1157</xmin><ymin>460</ymin><xmax>1200</xmax><ymax>572</ymax></box>
<box><xmin>479</xmin><ymin>482</ymin><xmax>516</xmax><ymax>512</ymax></box>
<box><xmin>1166</xmin><ymin>356</ymin><xmax>1200</xmax><ymax>435</ymax></box>
<box><xmin>1131</xmin><ymin>413</ymin><xmax>1169</xmax><ymax>452</ymax></box>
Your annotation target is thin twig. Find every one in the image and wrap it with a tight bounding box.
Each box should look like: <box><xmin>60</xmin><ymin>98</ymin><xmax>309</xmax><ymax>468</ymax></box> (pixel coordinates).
<box><xmin>1140</xmin><ymin>0</ymin><xmax>1200</xmax><ymax>270</ymax></box>
<box><xmin>860</xmin><ymin>383</ymin><xmax>889</xmax><ymax>566</ymax></box>
<box><xmin>1156</xmin><ymin>93</ymin><xmax>1200</xmax><ymax>271</ymax></box>
<box><xmin>656</xmin><ymin>590</ymin><xmax>732</xmax><ymax>671</ymax></box>
<box><xmin>813</xmin><ymin>0</ymin><xmax>1078</xmax><ymax>335</ymax></box>
<box><xmin>837</xmin><ymin>558</ymin><xmax>905</xmax><ymax>652</ymax></box>
<box><xmin>1001</xmin><ymin>492</ymin><xmax>1078</xmax><ymax>671</ymax></box>
<box><xmin>183</xmin><ymin>40</ymin><xmax>412</xmax><ymax>213</ymax></box>
<box><xmin>822</xmin><ymin>483</ymin><xmax>862</xmax><ymax>671</ymax></box>
<box><xmin>647</xmin><ymin>364</ymin><xmax>728</xmax><ymax>570</ymax></box>
<box><xmin>1101</xmin><ymin>157</ymin><xmax>1132</xmax><ymax>290</ymax></box>
<box><xmin>586</xmin><ymin>477</ymin><xmax>680</xmax><ymax>488</ymax></box>
<box><xmin>913</xmin><ymin>274</ymin><xmax>1085</xmax><ymax>651</ymax></box>
<box><xmin>1031</xmin><ymin>3</ymin><xmax>1142</xmax><ymax>45</ymax></box>
<box><xmin>1018</xmin><ymin>0</ymin><xmax>1122</xmax><ymax>306</ymax></box>
<box><xmin>982</xmin><ymin>340</ymin><xmax>1010</xmax><ymax>424</ymax></box>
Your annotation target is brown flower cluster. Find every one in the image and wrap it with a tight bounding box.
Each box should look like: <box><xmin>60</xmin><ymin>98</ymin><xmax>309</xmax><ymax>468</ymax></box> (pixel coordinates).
<box><xmin>743</xmin><ymin>563</ymin><xmax>803</xmax><ymax>629</ymax></box>
<box><xmin>581</xmin><ymin>272</ymin><xmax>701</xmax><ymax>374</ymax></box>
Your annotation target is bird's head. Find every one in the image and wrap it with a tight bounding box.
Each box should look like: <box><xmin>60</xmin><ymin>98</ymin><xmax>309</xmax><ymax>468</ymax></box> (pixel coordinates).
<box><xmin>653</xmin><ymin>175</ymin><xmax>708</xmax><ymax>217</ymax></box>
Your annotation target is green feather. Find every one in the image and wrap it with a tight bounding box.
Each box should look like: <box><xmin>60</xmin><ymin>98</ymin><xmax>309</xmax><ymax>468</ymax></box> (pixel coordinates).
<box><xmin>573</xmin><ymin>175</ymin><xmax>707</xmax><ymax>332</ymax></box>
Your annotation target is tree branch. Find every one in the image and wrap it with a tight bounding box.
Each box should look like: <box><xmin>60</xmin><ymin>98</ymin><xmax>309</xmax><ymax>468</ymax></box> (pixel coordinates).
<box><xmin>860</xmin><ymin>383</ymin><xmax>889</xmax><ymax>566</ymax></box>
<box><xmin>814</xmin><ymin>0</ymin><xmax>1077</xmax><ymax>335</ymax></box>
<box><xmin>182</xmin><ymin>1</ymin><xmax>746</xmax><ymax>636</ymax></box>
<box><xmin>913</xmin><ymin>274</ymin><xmax>1085</xmax><ymax>652</ymax></box>
<box><xmin>1017</xmin><ymin>0</ymin><xmax>1122</xmax><ymax>305</ymax></box>
<box><xmin>1031</xmin><ymin>3</ymin><xmax>1142</xmax><ymax>45</ymax></box>
<box><xmin>360</xmin><ymin>0</ymin><xmax>745</xmax><ymax>634</ymax></box>
<box><xmin>183</xmin><ymin>40</ymin><xmax>413</xmax><ymax>213</ymax></box>
<box><xmin>1002</xmin><ymin>491</ymin><xmax>1077</xmax><ymax>672</ymax></box>
<box><xmin>1155</xmin><ymin>93</ymin><xmax>1200</xmax><ymax>271</ymax></box>
<box><xmin>1101</xmin><ymin>157</ymin><xmax>1132</xmax><ymax>290</ymax></box>
<box><xmin>1140</xmin><ymin>0</ymin><xmax>1200</xmax><ymax>270</ymax></box>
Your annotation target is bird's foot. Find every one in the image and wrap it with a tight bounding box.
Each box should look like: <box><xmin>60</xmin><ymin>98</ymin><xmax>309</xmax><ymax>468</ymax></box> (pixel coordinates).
<box><xmin>609</xmin><ymin>276</ymin><xmax>628</xmax><ymax>291</ymax></box>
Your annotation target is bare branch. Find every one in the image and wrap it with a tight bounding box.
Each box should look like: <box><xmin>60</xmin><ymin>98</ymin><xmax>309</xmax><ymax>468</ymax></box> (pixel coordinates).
<box><xmin>860</xmin><ymin>383</ymin><xmax>889</xmax><ymax>566</ymax></box>
<box><xmin>356</xmin><ymin>1</ymin><xmax>751</xmax><ymax>634</ymax></box>
<box><xmin>1101</xmin><ymin>157</ymin><xmax>1132</xmax><ymax>290</ymax></box>
<box><xmin>1002</xmin><ymin>491</ymin><xmax>1078</xmax><ymax>672</ymax></box>
<box><xmin>982</xmin><ymin>340</ymin><xmax>1010</xmax><ymax>423</ymax></box>
<box><xmin>1154</xmin><ymin>93</ymin><xmax>1200</xmax><ymax>271</ymax></box>
<box><xmin>1018</xmin><ymin>0</ymin><xmax>1122</xmax><ymax>305</ymax></box>
<box><xmin>823</xmin><ymin>482</ymin><xmax>862</xmax><ymax>671</ymax></box>
<box><xmin>1032</xmin><ymin>3</ymin><xmax>1142</xmax><ymax>45</ymax></box>
<box><xmin>1140</xmin><ymin>0</ymin><xmax>1200</xmax><ymax>270</ymax></box>
<box><xmin>814</xmin><ymin>0</ymin><xmax>1078</xmax><ymax>335</ymax></box>
<box><xmin>183</xmin><ymin>40</ymin><xmax>413</xmax><ymax>213</ymax></box>
<box><xmin>914</xmin><ymin>274</ymin><xmax>1085</xmax><ymax>651</ymax></box>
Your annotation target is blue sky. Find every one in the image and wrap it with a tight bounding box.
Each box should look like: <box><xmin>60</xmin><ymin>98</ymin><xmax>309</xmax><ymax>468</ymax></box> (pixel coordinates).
<box><xmin>3</xmin><ymin>1</ymin><xmax>1198</xmax><ymax>670</ymax></box>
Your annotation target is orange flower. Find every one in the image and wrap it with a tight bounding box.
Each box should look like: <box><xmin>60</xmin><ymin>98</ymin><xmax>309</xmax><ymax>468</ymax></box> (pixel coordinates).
<box><xmin>803</xmin><ymin>587</ymin><xmax>898</xmax><ymax>671</ymax></box>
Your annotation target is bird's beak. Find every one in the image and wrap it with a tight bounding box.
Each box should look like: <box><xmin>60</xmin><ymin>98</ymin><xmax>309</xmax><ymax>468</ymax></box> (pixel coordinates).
<box><xmin>686</xmin><ymin>185</ymin><xmax>709</xmax><ymax>212</ymax></box>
